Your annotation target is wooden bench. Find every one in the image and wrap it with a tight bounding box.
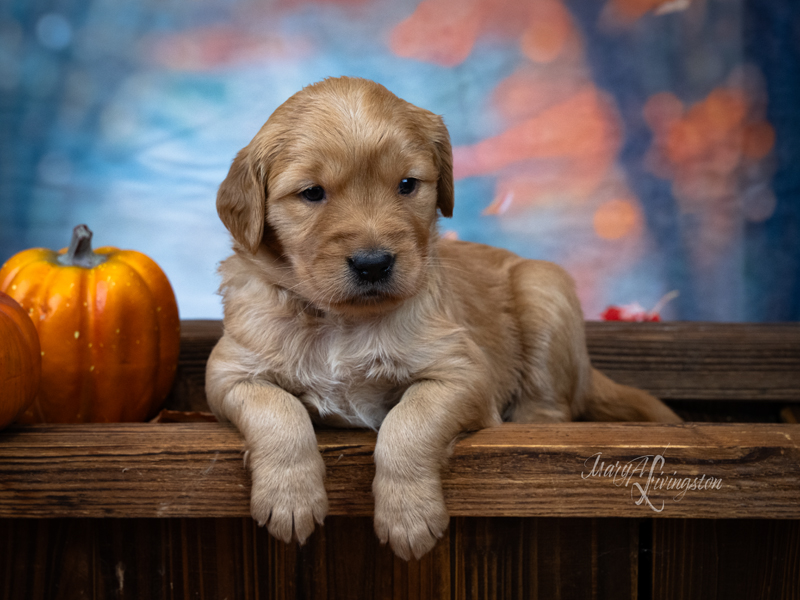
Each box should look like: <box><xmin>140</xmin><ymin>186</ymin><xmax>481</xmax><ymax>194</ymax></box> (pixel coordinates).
<box><xmin>2</xmin><ymin>321</ymin><xmax>799</xmax><ymax>599</ymax></box>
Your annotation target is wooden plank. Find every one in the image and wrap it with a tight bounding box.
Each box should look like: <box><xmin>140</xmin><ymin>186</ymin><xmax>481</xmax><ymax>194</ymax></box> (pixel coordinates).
<box><xmin>0</xmin><ymin>516</ymin><xmax>640</xmax><ymax>600</ymax></box>
<box><xmin>585</xmin><ymin>322</ymin><xmax>800</xmax><ymax>401</ymax></box>
<box><xmin>293</xmin><ymin>516</ymin><xmax>451</xmax><ymax>600</ymax></box>
<box><xmin>1</xmin><ymin>423</ymin><xmax>798</xmax><ymax>520</ymax></box>
<box><xmin>168</xmin><ymin>321</ymin><xmax>800</xmax><ymax>407</ymax></box>
<box><xmin>450</xmin><ymin>517</ymin><xmax>639</xmax><ymax>600</ymax></box>
<box><xmin>167</xmin><ymin>320</ymin><xmax>222</xmax><ymax>412</ymax></box>
<box><xmin>651</xmin><ymin>519</ymin><xmax>800</xmax><ymax>600</ymax></box>
<box><xmin>0</xmin><ymin>518</ymin><xmax>295</xmax><ymax>600</ymax></box>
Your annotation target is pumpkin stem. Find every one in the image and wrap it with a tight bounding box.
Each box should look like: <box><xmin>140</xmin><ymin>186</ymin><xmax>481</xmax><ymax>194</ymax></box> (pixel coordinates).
<box><xmin>58</xmin><ymin>224</ymin><xmax>106</xmax><ymax>268</ymax></box>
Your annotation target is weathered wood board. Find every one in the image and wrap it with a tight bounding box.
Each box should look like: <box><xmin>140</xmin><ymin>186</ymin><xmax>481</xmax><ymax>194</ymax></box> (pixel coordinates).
<box><xmin>2</xmin><ymin>422</ymin><xmax>798</xmax><ymax>520</ymax></box>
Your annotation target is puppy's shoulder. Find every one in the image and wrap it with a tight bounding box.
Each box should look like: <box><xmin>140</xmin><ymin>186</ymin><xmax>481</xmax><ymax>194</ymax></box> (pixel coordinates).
<box><xmin>438</xmin><ymin>238</ymin><xmax>523</xmax><ymax>272</ymax></box>
<box><xmin>437</xmin><ymin>238</ymin><xmax>578</xmax><ymax>312</ymax></box>
<box><xmin>438</xmin><ymin>238</ymin><xmax>573</xmax><ymax>282</ymax></box>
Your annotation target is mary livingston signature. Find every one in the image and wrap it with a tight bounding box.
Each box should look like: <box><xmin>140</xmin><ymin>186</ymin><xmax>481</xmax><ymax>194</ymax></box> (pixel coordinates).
<box><xmin>581</xmin><ymin>445</ymin><xmax>723</xmax><ymax>513</ymax></box>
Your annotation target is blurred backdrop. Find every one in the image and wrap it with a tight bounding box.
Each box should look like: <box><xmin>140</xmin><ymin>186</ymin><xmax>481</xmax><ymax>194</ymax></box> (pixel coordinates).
<box><xmin>1</xmin><ymin>0</ymin><xmax>798</xmax><ymax>320</ymax></box>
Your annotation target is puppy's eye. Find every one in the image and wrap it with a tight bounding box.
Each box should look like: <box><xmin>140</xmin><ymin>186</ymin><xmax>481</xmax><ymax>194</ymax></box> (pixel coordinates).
<box><xmin>300</xmin><ymin>186</ymin><xmax>326</xmax><ymax>202</ymax></box>
<box><xmin>398</xmin><ymin>178</ymin><xmax>418</xmax><ymax>196</ymax></box>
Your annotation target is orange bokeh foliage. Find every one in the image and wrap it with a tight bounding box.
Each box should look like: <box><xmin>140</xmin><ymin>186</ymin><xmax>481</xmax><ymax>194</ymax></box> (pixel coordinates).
<box><xmin>480</xmin><ymin>165</ymin><xmax>613</xmax><ymax>216</ymax></box>
<box><xmin>644</xmin><ymin>81</ymin><xmax>777</xmax><ymax>267</ymax></box>
<box><xmin>455</xmin><ymin>86</ymin><xmax>621</xmax><ymax>179</ymax></box>
<box><xmin>645</xmin><ymin>86</ymin><xmax>775</xmax><ymax>215</ymax></box>
<box><xmin>663</xmin><ymin>89</ymin><xmax>747</xmax><ymax>164</ymax></box>
<box><xmin>490</xmin><ymin>67</ymin><xmax>588</xmax><ymax>123</ymax></box>
<box><xmin>476</xmin><ymin>67</ymin><xmax>629</xmax><ymax>218</ymax></box>
<box><xmin>742</xmin><ymin>121</ymin><xmax>776</xmax><ymax>161</ymax></box>
<box><xmin>389</xmin><ymin>0</ymin><xmax>484</xmax><ymax>67</ymax></box>
<box><xmin>457</xmin><ymin>85</ymin><xmax>624</xmax><ymax>216</ymax></box>
<box><xmin>593</xmin><ymin>198</ymin><xmax>642</xmax><ymax>240</ymax></box>
<box><xmin>390</xmin><ymin>0</ymin><xmax>581</xmax><ymax>67</ymax></box>
<box><xmin>520</xmin><ymin>0</ymin><xmax>576</xmax><ymax>64</ymax></box>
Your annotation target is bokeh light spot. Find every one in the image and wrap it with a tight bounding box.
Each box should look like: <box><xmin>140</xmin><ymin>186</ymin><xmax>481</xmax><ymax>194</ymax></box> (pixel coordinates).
<box><xmin>520</xmin><ymin>0</ymin><xmax>573</xmax><ymax>63</ymax></box>
<box><xmin>36</xmin><ymin>14</ymin><xmax>72</xmax><ymax>51</ymax></box>
<box><xmin>742</xmin><ymin>121</ymin><xmax>776</xmax><ymax>160</ymax></box>
<box><xmin>593</xmin><ymin>198</ymin><xmax>640</xmax><ymax>240</ymax></box>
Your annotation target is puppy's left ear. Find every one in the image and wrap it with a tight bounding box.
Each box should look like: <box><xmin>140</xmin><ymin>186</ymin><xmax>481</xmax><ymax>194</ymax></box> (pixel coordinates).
<box><xmin>217</xmin><ymin>146</ymin><xmax>266</xmax><ymax>254</ymax></box>
<box><xmin>430</xmin><ymin>115</ymin><xmax>454</xmax><ymax>218</ymax></box>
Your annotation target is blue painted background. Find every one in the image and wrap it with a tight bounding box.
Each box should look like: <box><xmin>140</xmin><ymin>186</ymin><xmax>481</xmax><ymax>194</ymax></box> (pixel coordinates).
<box><xmin>1</xmin><ymin>0</ymin><xmax>798</xmax><ymax>320</ymax></box>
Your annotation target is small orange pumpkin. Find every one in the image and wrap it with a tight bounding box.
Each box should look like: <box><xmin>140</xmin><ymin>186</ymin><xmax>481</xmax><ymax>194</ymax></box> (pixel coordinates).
<box><xmin>0</xmin><ymin>291</ymin><xmax>42</xmax><ymax>429</ymax></box>
<box><xmin>0</xmin><ymin>225</ymin><xmax>180</xmax><ymax>423</ymax></box>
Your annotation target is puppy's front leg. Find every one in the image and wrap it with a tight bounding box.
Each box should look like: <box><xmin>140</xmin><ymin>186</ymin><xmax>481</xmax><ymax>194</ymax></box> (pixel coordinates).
<box><xmin>373</xmin><ymin>379</ymin><xmax>497</xmax><ymax>560</ymax></box>
<box><xmin>212</xmin><ymin>379</ymin><xmax>328</xmax><ymax>544</ymax></box>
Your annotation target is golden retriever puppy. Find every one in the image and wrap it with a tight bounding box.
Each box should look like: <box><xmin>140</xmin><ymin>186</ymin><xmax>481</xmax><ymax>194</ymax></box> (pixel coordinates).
<box><xmin>206</xmin><ymin>76</ymin><xmax>681</xmax><ymax>560</ymax></box>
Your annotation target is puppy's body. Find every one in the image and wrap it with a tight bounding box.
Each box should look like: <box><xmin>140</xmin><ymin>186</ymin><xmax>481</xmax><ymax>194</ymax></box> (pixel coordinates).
<box><xmin>207</xmin><ymin>77</ymin><xmax>681</xmax><ymax>560</ymax></box>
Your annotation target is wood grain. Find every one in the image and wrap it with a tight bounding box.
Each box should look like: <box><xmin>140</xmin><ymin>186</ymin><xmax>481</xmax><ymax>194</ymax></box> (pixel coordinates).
<box><xmin>166</xmin><ymin>319</ymin><xmax>222</xmax><ymax>412</ymax></box>
<box><xmin>651</xmin><ymin>519</ymin><xmax>800</xmax><ymax>600</ymax></box>
<box><xmin>585</xmin><ymin>321</ymin><xmax>800</xmax><ymax>401</ymax></box>
<box><xmin>2</xmin><ymin>422</ymin><xmax>798</xmax><ymax>520</ymax></box>
<box><xmin>0</xmin><ymin>517</ymin><xmax>295</xmax><ymax>600</ymax></box>
<box><xmin>0</xmin><ymin>516</ymin><xmax>640</xmax><ymax>600</ymax></box>
<box><xmin>167</xmin><ymin>321</ymin><xmax>800</xmax><ymax>410</ymax></box>
<box><xmin>450</xmin><ymin>517</ymin><xmax>640</xmax><ymax>600</ymax></box>
<box><xmin>5</xmin><ymin>515</ymin><xmax>796</xmax><ymax>600</ymax></box>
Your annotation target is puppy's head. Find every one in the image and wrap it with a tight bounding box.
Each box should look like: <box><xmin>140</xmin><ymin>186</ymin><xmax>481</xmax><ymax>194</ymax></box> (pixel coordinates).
<box><xmin>217</xmin><ymin>77</ymin><xmax>454</xmax><ymax>315</ymax></box>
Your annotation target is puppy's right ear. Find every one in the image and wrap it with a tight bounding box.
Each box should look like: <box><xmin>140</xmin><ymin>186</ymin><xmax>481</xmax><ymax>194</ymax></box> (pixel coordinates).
<box><xmin>428</xmin><ymin>115</ymin><xmax>454</xmax><ymax>218</ymax></box>
<box><xmin>216</xmin><ymin>147</ymin><xmax>266</xmax><ymax>254</ymax></box>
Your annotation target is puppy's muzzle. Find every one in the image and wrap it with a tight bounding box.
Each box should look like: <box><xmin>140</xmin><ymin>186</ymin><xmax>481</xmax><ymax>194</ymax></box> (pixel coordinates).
<box><xmin>348</xmin><ymin>249</ymin><xmax>395</xmax><ymax>285</ymax></box>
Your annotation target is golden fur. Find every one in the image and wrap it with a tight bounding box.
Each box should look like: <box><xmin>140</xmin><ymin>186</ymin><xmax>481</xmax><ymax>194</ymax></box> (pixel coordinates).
<box><xmin>206</xmin><ymin>76</ymin><xmax>681</xmax><ymax>560</ymax></box>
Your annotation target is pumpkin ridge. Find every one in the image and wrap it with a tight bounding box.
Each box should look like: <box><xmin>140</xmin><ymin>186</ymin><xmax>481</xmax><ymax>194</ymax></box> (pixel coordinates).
<box><xmin>74</xmin><ymin>265</ymin><xmax>93</xmax><ymax>422</ymax></box>
<box><xmin>38</xmin><ymin>263</ymin><xmax>88</xmax><ymax>422</ymax></box>
<box><xmin>10</xmin><ymin>260</ymin><xmax>61</xmax><ymax>424</ymax></box>
<box><xmin>2</xmin><ymin>253</ymin><xmax>56</xmax><ymax>314</ymax></box>
<box><xmin>0</xmin><ymin>318</ymin><xmax>25</xmax><ymax>426</ymax></box>
<box><xmin>0</xmin><ymin>248</ymin><xmax>52</xmax><ymax>290</ymax></box>
<box><xmin>0</xmin><ymin>292</ymin><xmax>41</xmax><ymax>428</ymax></box>
<box><xmin>78</xmin><ymin>266</ymin><xmax>98</xmax><ymax>421</ymax></box>
<box><xmin>97</xmin><ymin>256</ymin><xmax>160</xmax><ymax>421</ymax></box>
<box><xmin>112</xmin><ymin>249</ymin><xmax>180</xmax><ymax>417</ymax></box>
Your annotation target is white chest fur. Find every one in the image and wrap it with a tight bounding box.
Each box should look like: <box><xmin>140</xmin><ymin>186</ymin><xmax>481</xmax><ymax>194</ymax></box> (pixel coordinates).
<box><xmin>247</xmin><ymin>306</ymin><xmax>427</xmax><ymax>430</ymax></box>
<box><xmin>293</xmin><ymin>321</ymin><xmax>417</xmax><ymax>428</ymax></box>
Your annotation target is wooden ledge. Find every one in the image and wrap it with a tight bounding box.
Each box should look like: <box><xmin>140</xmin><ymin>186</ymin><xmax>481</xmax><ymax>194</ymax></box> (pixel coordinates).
<box><xmin>2</xmin><ymin>422</ymin><xmax>798</xmax><ymax>520</ymax></box>
<box><xmin>172</xmin><ymin>321</ymin><xmax>800</xmax><ymax>408</ymax></box>
<box><xmin>3</xmin><ymin>322</ymin><xmax>799</xmax><ymax>523</ymax></box>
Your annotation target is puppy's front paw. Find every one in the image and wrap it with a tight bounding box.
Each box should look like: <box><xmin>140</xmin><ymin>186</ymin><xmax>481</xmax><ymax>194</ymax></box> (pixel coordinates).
<box><xmin>373</xmin><ymin>474</ymin><xmax>449</xmax><ymax>560</ymax></box>
<box><xmin>247</xmin><ymin>445</ymin><xmax>328</xmax><ymax>544</ymax></box>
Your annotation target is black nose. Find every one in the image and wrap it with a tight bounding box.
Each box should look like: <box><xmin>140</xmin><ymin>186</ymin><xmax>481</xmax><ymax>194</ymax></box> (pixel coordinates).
<box><xmin>348</xmin><ymin>250</ymin><xmax>395</xmax><ymax>284</ymax></box>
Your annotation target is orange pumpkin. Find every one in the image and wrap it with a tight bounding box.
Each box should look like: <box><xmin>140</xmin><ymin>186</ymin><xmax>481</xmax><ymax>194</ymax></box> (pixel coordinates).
<box><xmin>0</xmin><ymin>225</ymin><xmax>180</xmax><ymax>423</ymax></box>
<box><xmin>0</xmin><ymin>291</ymin><xmax>42</xmax><ymax>428</ymax></box>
